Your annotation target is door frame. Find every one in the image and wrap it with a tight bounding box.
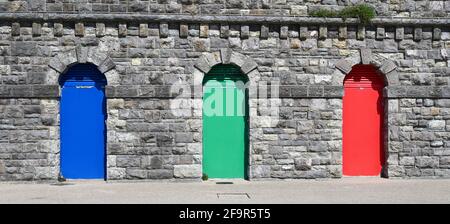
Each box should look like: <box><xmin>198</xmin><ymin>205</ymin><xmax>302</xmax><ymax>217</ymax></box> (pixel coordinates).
<box><xmin>59</xmin><ymin>63</ymin><xmax>108</xmax><ymax>180</ymax></box>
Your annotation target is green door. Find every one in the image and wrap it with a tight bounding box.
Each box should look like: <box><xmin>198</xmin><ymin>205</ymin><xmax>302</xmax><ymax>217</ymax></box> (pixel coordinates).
<box><xmin>203</xmin><ymin>65</ymin><xmax>249</xmax><ymax>179</ymax></box>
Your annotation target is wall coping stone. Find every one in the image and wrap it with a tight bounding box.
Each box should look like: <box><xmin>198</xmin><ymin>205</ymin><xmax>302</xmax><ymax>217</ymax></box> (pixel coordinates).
<box><xmin>1</xmin><ymin>13</ymin><xmax>450</xmax><ymax>26</ymax></box>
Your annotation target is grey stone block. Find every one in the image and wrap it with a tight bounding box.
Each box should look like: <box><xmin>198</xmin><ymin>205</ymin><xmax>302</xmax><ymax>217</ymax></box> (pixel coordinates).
<box><xmin>360</xmin><ymin>48</ymin><xmax>372</xmax><ymax>65</ymax></box>
<box><xmin>379</xmin><ymin>60</ymin><xmax>397</xmax><ymax>74</ymax></box>
<box><xmin>395</xmin><ymin>27</ymin><xmax>404</xmax><ymax>41</ymax></box>
<box><xmin>295</xmin><ymin>158</ymin><xmax>312</xmax><ymax>171</ymax></box>
<box><xmin>240</xmin><ymin>58</ymin><xmax>258</xmax><ymax>74</ymax></box>
<box><xmin>126</xmin><ymin>169</ymin><xmax>147</xmax><ymax>179</ymax></box>
<box><xmin>139</xmin><ymin>24</ymin><xmax>148</xmax><ymax>37</ymax></box>
<box><xmin>11</xmin><ymin>42</ymin><xmax>37</xmax><ymax>56</ymax></box>
<box><xmin>291</xmin><ymin>86</ymin><xmax>308</xmax><ymax>98</ymax></box>
<box><xmin>160</xmin><ymin>23</ymin><xmax>169</xmax><ymax>38</ymax></box>
<box><xmin>32</xmin><ymin>23</ymin><xmax>41</xmax><ymax>37</ymax></box>
<box><xmin>280</xmin><ymin>26</ymin><xmax>288</xmax><ymax>39</ymax></box>
<box><xmin>96</xmin><ymin>23</ymin><xmax>105</xmax><ymax>37</ymax></box>
<box><xmin>338</xmin><ymin>26</ymin><xmax>347</xmax><ymax>40</ymax></box>
<box><xmin>433</xmin><ymin>28</ymin><xmax>442</xmax><ymax>41</ymax></box>
<box><xmin>241</xmin><ymin>25</ymin><xmax>249</xmax><ymax>39</ymax></box>
<box><xmin>299</xmin><ymin>26</ymin><xmax>308</xmax><ymax>40</ymax></box>
<box><xmin>324</xmin><ymin>86</ymin><xmax>343</xmax><ymax>98</ymax></box>
<box><xmin>98</xmin><ymin>57</ymin><xmax>116</xmax><ymax>74</ymax></box>
<box><xmin>199</xmin><ymin>24</ymin><xmax>208</xmax><ymax>38</ymax></box>
<box><xmin>229</xmin><ymin>51</ymin><xmax>246</xmax><ymax>68</ymax></box>
<box><xmin>261</xmin><ymin>25</ymin><xmax>269</xmax><ymax>39</ymax></box>
<box><xmin>75</xmin><ymin>23</ymin><xmax>85</xmax><ymax>37</ymax></box>
<box><xmin>220</xmin><ymin>24</ymin><xmax>229</xmax><ymax>38</ymax></box>
<box><xmin>376</xmin><ymin>27</ymin><xmax>385</xmax><ymax>40</ymax></box>
<box><xmin>12</xmin><ymin>23</ymin><xmax>20</xmax><ymax>36</ymax></box>
<box><xmin>180</xmin><ymin>24</ymin><xmax>188</xmax><ymax>38</ymax></box>
<box><xmin>54</xmin><ymin>23</ymin><xmax>64</xmax><ymax>37</ymax></box>
<box><xmin>48</xmin><ymin>57</ymin><xmax>66</xmax><ymax>74</ymax></box>
<box><xmin>33</xmin><ymin>85</ymin><xmax>59</xmax><ymax>98</ymax></box>
<box><xmin>174</xmin><ymin>165</ymin><xmax>201</xmax><ymax>178</ymax></box>
<box><xmin>76</xmin><ymin>46</ymin><xmax>88</xmax><ymax>64</ymax></box>
<box><xmin>414</xmin><ymin>27</ymin><xmax>423</xmax><ymax>41</ymax></box>
<box><xmin>220</xmin><ymin>48</ymin><xmax>232</xmax><ymax>64</ymax></box>
<box><xmin>194</xmin><ymin>56</ymin><xmax>211</xmax><ymax>74</ymax></box>
<box><xmin>335</xmin><ymin>59</ymin><xmax>353</xmax><ymax>74</ymax></box>
<box><xmin>319</xmin><ymin>26</ymin><xmax>327</xmax><ymax>40</ymax></box>
<box><xmin>118</xmin><ymin>24</ymin><xmax>127</xmax><ymax>37</ymax></box>
<box><xmin>148</xmin><ymin>169</ymin><xmax>173</xmax><ymax>179</ymax></box>
<box><xmin>357</xmin><ymin>26</ymin><xmax>365</xmax><ymax>40</ymax></box>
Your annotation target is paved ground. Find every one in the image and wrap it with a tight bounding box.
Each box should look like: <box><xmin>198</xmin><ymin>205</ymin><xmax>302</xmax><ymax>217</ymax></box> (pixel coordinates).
<box><xmin>0</xmin><ymin>177</ymin><xmax>449</xmax><ymax>204</ymax></box>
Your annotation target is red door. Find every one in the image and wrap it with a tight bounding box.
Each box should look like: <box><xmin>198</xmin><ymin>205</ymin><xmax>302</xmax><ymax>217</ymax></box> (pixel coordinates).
<box><xmin>343</xmin><ymin>65</ymin><xmax>385</xmax><ymax>176</ymax></box>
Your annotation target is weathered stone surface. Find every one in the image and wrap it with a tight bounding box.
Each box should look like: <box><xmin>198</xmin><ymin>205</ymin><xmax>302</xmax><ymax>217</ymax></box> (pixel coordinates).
<box><xmin>433</xmin><ymin>28</ymin><xmax>442</xmax><ymax>41</ymax></box>
<box><xmin>395</xmin><ymin>27</ymin><xmax>404</xmax><ymax>40</ymax></box>
<box><xmin>338</xmin><ymin>26</ymin><xmax>347</xmax><ymax>40</ymax></box>
<box><xmin>360</xmin><ymin>48</ymin><xmax>372</xmax><ymax>65</ymax></box>
<box><xmin>379</xmin><ymin>60</ymin><xmax>397</xmax><ymax>74</ymax></box>
<box><xmin>377</xmin><ymin>27</ymin><xmax>385</xmax><ymax>40</ymax></box>
<box><xmin>299</xmin><ymin>26</ymin><xmax>308</xmax><ymax>40</ymax></box>
<box><xmin>241</xmin><ymin>25</ymin><xmax>249</xmax><ymax>39</ymax></box>
<box><xmin>54</xmin><ymin>23</ymin><xmax>63</xmax><ymax>37</ymax></box>
<box><xmin>180</xmin><ymin>24</ymin><xmax>188</xmax><ymax>38</ymax></box>
<box><xmin>32</xmin><ymin>23</ymin><xmax>41</xmax><ymax>37</ymax></box>
<box><xmin>280</xmin><ymin>26</ymin><xmax>288</xmax><ymax>39</ymax></box>
<box><xmin>319</xmin><ymin>26</ymin><xmax>327</xmax><ymax>40</ymax></box>
<box><xmin>1</xmin><ymin>4</ymin><xmax>450</xmax><ymax>182</ymax></box>
<box><xmin>11</xmin><ymin>23</ymin><xmax>20</xmax><ymax>36</ymax></box>
<box><xmin>96</xmin><ymin>23</ymin><xmax>105</xmax><ymax>37</ymax></box>
<box><xmin>335</xmin><ymin>59</ymin><xmax>353</xmax><ymax>74</ymax></box>
<box><xmin>428</xmin><ymin>120</ymin><xmax>445</xmax><ymax>130</ymax></box>
<box><xmin>75</xmin><ymin>23</ymin><xmax>85</xmax><ymax>37</ymax></box>
<box><xmin>75</xmin><ymin>46</ymin><xmax>88</xmax><ymax>64</ymax></box>
<box><xmin>139</xmin><ymin>24</ymin><xmax>148</xmax><ymax>37</ymax></box>
<box><xmin>98</xmin><ymin>57</ymin><xmax>116</xmax><ymax>74</ymax></box>
<box><xmin>118</xmin><ymin>24</ymin><xmax>127</xmax><ymax>37</ymax></box>
<box><xmin>199</xmin><ymin>24</ymin><xmax>208</xmax><ymax>38</ymax></box>
<box><xmin>261</xmin><ymin>25</ymin><xmax>269</xmax><ymax>39</ymax></box>
<box><xmin>174</xmin><ymin>165</ymin><xmax>201</xmax><ymax>178</ymax></box>
<box><xmin>414</xmin><ymin>27</ymin><xmax>423</xmax><ymax>41</ymax></box>
<box><xmin>160</xmin><ymin>23</ymin><xmax>169</xmax><ymax>38</ymax></box>
<box><xmin>357</xmin><ymin>26</ymin><xmax>365</xmax><ymax>40</ymax></box>
<box><xmin>295</xmin><ymin>158</ymin><xmax>312</xmax><ymax>171</ymax></box>
<box><xmin>220</xmin><ymin>24</ymin><xmax>229</xmax><ymax>38</ymax></box>
<box><xmin>11</xmin><ymin>42</ymin><xmax>37</xmax><ymax>56</ymax></box>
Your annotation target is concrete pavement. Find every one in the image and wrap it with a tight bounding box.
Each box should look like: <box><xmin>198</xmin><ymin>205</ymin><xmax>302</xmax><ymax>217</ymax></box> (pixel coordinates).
<box><xmin>0</xmin><ymin>177</ymin><xmax>450</xmax><ymax>204</ymax></box>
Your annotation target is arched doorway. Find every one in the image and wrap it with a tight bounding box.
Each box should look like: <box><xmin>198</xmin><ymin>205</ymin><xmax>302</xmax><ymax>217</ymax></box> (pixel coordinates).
<box><xmin>202</xmin><ymin>65</ymin><xmax>249</xmax><ymax>179</ymax></box>
<box><xmin>60</xmin><ymin>63</ymin><xmax>107</xmax><ymax>179</ymax></box>
<box><xmin>343</xmin><ymin>64</ymin><xmax>385</xmax><ymax>176</ymax></box>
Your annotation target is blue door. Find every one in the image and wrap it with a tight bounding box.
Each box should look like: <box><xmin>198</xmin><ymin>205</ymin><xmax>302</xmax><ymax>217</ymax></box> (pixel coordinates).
<box><xmin>60</xmin><ymin>64</ymin><xmax>107</xmax><ymax>179</ymax></box>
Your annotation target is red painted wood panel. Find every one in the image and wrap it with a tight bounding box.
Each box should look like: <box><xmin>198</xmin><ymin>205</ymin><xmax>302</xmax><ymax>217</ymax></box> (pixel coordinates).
<box><xmin>343</xmin><ymin>65</ymin><xmax>385</xmax><ymax>176</ymax></box>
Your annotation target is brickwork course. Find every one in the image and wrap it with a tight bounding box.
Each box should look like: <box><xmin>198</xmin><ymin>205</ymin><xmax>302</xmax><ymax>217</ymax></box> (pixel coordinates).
<box><xmin>1</xmin><ymin>0</ymin><xmax>450</xmax><ymax>181</ymax></box>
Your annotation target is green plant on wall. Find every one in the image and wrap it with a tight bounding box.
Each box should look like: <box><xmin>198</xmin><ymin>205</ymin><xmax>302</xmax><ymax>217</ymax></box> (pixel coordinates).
<box><xmin>311</xmin><ymin>4</ymin><xmax>376</xmax><ymax>25</ymax></box>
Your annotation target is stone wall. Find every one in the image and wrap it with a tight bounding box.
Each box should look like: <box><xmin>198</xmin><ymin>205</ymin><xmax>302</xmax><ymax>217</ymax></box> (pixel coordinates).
<box><xmin>1</xmin><ymin>0</ymin><xmax>449</xmax><ymax>18</ymax></box>
<box><xmin>387</xmin><ymin>98</ymin><xmax>450</xmax><ymax>178</ymax></box>
<box><xmin>0</xmin><ymin>10</ymin><xmax>449</xmax><ymax>181</ymax></box>
<box><xmin>251</xmin><ymin>98</ymin><xmax>342</xmax><ymax>179</ymax></box>
<box><xmin>0</xmin><ymin>99</ymin><xmax>59</xmax><ymax>181</ymax></box>
<box><xmin>106</xmin><ymin>98</ymin><xmax>203</xmax><ymax>180</ymax></box>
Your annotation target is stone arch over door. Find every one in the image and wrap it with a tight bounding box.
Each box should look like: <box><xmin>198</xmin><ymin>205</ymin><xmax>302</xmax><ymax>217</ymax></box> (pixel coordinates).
<box><xmin>193</xmin><ymin>49</ymin><xmax>260</xmax><ymax>180</ymax></box>
<box><xmin>47</xmin><ymin>46</ymin><xmax>116</xmax><ymax>180</ymax></box>
<box><xmin>334</xmin><ymin>48</ymin><xmax>398</xmax><ymax>178</ymax></box>
<box><xmin>334</xmin><ymin>48</ymin><xmax>399</xmax><ymax>86</ymax></box>
<box><xmin>193</xmin><ymin>49</ymin><xmax>260</xmax><ymax>86</ymax></box>
<box><xmin>48</xmin><ymin>46</ymin><xmax>117</xmax><ymax>85</ymax></box>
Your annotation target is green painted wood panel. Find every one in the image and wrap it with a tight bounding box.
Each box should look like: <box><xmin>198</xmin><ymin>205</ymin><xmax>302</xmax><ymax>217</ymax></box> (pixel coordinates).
<box><xmin>202</xmin><ymin>65</ymin><xmax>249</xmax><ymax>179</ymax></box>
